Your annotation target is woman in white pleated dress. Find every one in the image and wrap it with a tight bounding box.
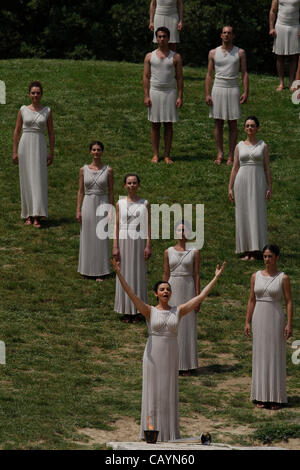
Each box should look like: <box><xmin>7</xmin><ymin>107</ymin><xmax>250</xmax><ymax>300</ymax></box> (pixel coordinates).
<box><xmin>269</xmin><ymin>0</ymin><xmax>300</xmax><ymax>91</ymax></box>
<box><xmin>77</xmin><ymin>141</ymin><xmax>113</xmax><ymax>281</ymax></box>
<box><xmin>245</xmin><ymin>245</ymin><xmax>293</xmax><ymax>410</ymax></box>
<box><xmin>13</xmin><ymin>81</ymin><xmax>55</xmax><ymax>228</ymax></box>
<box><xmin>112</xmin><ymin>258</ymin><xmax>225</xmax><ymax>441</ymax></box>
<box><xmin>149</xmin><ymin>0</ymin><xmax>183</xmax><ymax>50</ymax></box>
<box><xmin>228</xmin><ymin>116</ymin><xmax>272</xmax><ymax>260</ymax></box>
<box><xmin>163</xmin><ymin>221</ymin><xmax>200</xmax><ymax>375</ymax></box>
<box><xmin>113</xmin><ymin>174</ymin><xmax>151</xmax><ymax>322</ymax></box>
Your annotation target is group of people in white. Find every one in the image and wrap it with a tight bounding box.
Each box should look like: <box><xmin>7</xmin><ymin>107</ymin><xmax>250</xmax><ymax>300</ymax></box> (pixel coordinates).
<box><xmin>11</xmin><ymin>0</ymin><xmax>295</xmax><ymax>443</ymax></box>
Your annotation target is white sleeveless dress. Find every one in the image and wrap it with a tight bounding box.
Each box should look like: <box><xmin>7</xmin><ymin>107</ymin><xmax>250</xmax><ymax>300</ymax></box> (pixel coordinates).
<box><xmin>78</xmin><ymin>165</ymin><xmax>111</xmax><ymax>277</ymax></box>
<box><xmin>168</xmin><ymin>247</ymin><xmax>198</xmax><ymax>371</ymax></box>
<box><xmin>153</xmin><ymin>0</ymin><xmax>180</xmax><ymax>44</ymax></box>
<box><xmin>273</xmin><ymin>0</ymin><xmax>300</xmax><ymax>55</ymax></box>
<box><xmin>209</xmin><ymin>45</ymin><xmax>241</xmax><ymax>121</ymax></box>
<box><xmin>140</xmin><ymin>306</ymin><xmax>181</xmax><ymax>442</ymax></box>
<box><xmin>149</xmin><ymin>49</ymin><xmax>178</xmax><ymax>123</ymax></box>
<box><xmin>18</xmin><ymin>105</ymin><xmax>51</xmax><ymax>218</ymax></box>
<box><xmin>251</xmin><ymin>271</ymin><xmax>287</xmax><ymax>403</ymax></box>
<box><xmin>114</xmin><ymin>198</ymin><xmax>148</xmax><ymax>315</ymax></box>
<box><xmin>234</xmin><ymin>140</ymin><xmax>268</xmax><ymax>254</ymax></box>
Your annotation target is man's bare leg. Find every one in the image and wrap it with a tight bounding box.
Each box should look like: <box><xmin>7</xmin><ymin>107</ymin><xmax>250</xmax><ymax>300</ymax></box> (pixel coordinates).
<box><xmin>289</xmin><ymin>54</ymin><xmax>298</xmax><ymax>90</ymax></box>
<box><xmin>276</xmin><ymin>55</ymin><xmax>285</xmax><ymax>90</ymax></box>
<box><xmin>214</xmin><ymin>119</ymin><xmax>224</xmax><ymax>164</ymax></box>
<box><xmin>227</xmin><ymin>119</ymin><xmax>238</xmax><ymax>165</ymax></box>
<box><xmin>151</xmin><ymin>122</ymin><xmax>161</xmax><ymax>162</ymax></box>
<box><xmin>164</xmin><ymin>122</ymin><xmax>174</xmax><ymax>164</ymax></box>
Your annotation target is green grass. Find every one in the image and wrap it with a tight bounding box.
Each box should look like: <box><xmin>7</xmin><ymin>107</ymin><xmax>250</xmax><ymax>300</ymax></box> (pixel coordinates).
<box><xmin>0</xmin><ymin>59</ymin><xmax>299</xmax><ymax>449</ymax></box>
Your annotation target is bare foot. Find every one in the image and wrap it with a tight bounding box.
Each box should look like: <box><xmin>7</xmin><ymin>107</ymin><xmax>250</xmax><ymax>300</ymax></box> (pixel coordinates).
<box><xmin>241</xmin><ymin>255</ymin><xmax>249</xmax><ymax>260</ymax></box>
<box><xmin>255</xmin><ymin>402</ymin><xmax>266</xmax><ymax>409</ymax></box>
<box><xmin>214</xmin><ymin>156</ymin><xmax>224</xmax><ymax>165</ymax></box>
<box><xmin>164</xmin><ymin>157</ymin><xmax>174</xmax><ymax>164</ymax></box>
<box><xmin>270</xmin><ymin>403</ymin><xmax>281</xmax><ymax>410</ymax></box>
<box><xmin>151</xmin><ymin>156</ymin><xmax>159</xmax><ymax>163</ymax></box>
<box><xmin>24</xmin><ymin>217</ymin><xmax>32</xmax><ymax>226</ymax></box>
<box><xmin>96</xmin><ymin>277</ymin><xmax>104</xmax><ymax>282</ymax></box>
<box><xmin>226</xmin><ymin>157</ymin><xmax>233</xmax><ymax>166</ymax></box>
<box><xmin>276</xmin><ymin>84</ymin><xmax>284</xmax><ymax>92</ymax></box>
<box><xmin>33</xmin><ymin>217</ymin><xmax>41</xmax><ymax>228</ymax></box>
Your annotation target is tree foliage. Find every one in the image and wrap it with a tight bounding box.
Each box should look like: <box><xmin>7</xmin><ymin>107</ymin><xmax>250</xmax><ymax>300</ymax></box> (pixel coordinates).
<box><xmin>0</xmin><ymin>0</ymin><xmax>277</xmax><ymax>72</ymax></box>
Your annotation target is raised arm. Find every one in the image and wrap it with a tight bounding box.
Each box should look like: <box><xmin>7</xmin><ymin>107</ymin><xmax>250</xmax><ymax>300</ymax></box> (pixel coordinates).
<box><xmin>228</xmin><ymin>145</ymin><xmax>240</xmax><ymax>202</ymax></box>
<box><xmin>244</xmin><ymin>273</ymin><xmax>256</xmax><ymax>338</ymax></box>
<box><xmin>263</xmin><ymin>143</ymin><xmax>272</xmax><ymax>200</ymax></box>
<box><xmin>47</xmin><ymin>110</ymin><xmax>55</xmax><ymax>166</ymax></box>
<box><xmin>12</xmin><ymin>110</ymin><xmax>23</xmax><ymax>165</ymax></box>
<box><xmin>174</xmin><ymin>53</ymin><xmax>183</xmax><ymax>108</ymax></box>
<box><xmin>177</xmin><ymin>0</ymin><xmax>183</xmax><ymax>30</ymax></box>
<box><xmin>239</xmin><ymin>49</ymin><xmax>249</xmax><ymax>104</ymax></box>
<box><xmin>178</xmin><ymin>262</ymin><xmax>226</xmax><ymax>318</ymax></box>
<box><xmin>76</xmin><ymin>167</ymin><xmax>84</xmax><ymax>223</ymax></box>
<box><xmin>269</xmin><ymin>0</ymin><xmax>278</xmax><ymax>36</ymax></box>
<box><xmin>112</xmin><ymin>258</ymin><xmax>151</xmax><ymax>319</ymax></box>
<box><xmin>149</xmin><ymin>0</ymin><xmax>156</xmax><ymax>31</ymax></box>
<box><xmin>205</xmin><ymin>50</ymin><xmax>215</xmax><ymax>106</ymax></box>
<box><xmin>282</xmin><ymin>274</ymin><xmax>293</xmax><ymax>339</ymax></box>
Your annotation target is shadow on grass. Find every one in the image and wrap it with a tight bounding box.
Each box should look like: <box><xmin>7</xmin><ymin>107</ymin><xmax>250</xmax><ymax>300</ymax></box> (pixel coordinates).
<box><xmin>286</xmin><ymin>395</ymin><xmax>300</xmax><ymax>408</ymax></box>
<box><xmin>171</xmin><ymin>152</ymin><xmax>213</xmax><ymax>162</ymax></box>
<box><xmin>196</xmin><ymin>363</ymin><xmax>242</xmax><ymax>375</ymax></box>
<box><xmin>41</xmin><ymin>217</ymin><xmax>76</xmax><ymax>228</ymax></box>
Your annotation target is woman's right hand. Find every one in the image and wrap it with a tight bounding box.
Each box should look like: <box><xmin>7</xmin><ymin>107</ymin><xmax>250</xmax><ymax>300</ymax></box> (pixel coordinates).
<box><xmin>228</xmin><ymin>189</ymin><xmax>234</xmax><ymax>203</ymax></box>
<box><xmin>149</xmin><ymin>22</ymin><xmax>154</xmax><ymax>31</ymax></box>
<box><xmin>76</xmin><ymin>211</ymin><xmax>82</xmax><ymax>224</ymax></box>
<box><xmin>12</xmin><ymin>153</ymin><xmax>19</xmax><ymax>165</ymax></box>
<box><xmin>244</xmin><ymin>322</ymin><xmax>251</xmax><ymax>338</ymax></box>
<box><xmin>269</xmin><ymin>29</ymin><xmax>277</xmax><ymax>37</ymax></box>
<box><xmin>113</xmin><ymin>247</ymin><xmax>120</xmax><ymax>261</ymax></box>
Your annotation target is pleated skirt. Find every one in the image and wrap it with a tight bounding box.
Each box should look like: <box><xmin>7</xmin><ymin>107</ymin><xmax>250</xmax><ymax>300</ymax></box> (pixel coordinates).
<box><xmin>148</xmin><ymin>87</ymin><xmax>178</xmax><ymax>123</ymax></box>
<box><xmin>273</xmin><ymin>23</ymin><xmax>300</xmax><ymax>55</ymax></box>
<box><xmin>114</xmin><ymin>236</ymin><xmax>148</xmax><ymax>314</ymax></box>
<box><xmin>18</xmin><ymin>131</ymin><xmax>48</xmax><ymax>218</ymax></box>
<box><xmin>153</xmin><ymin>13</ymin><xmax>180</xmax><ymax>43</ymax></box>
<box><xmin>140</xmin><ymin>334</ymin><xmax>180</xmax><ymax>442</ymax></box>
<box><xmin>251</xmin><ymin>300</ymin><xmax>287</xmax><ymax>403</ymax></box>
<box><xmin>78</xmin><ymin>195</ymin><xmax>111</xmax><ymax>277</ymax></box>
<box><xmin>234</xmin><ymin>166</ymin><xmax>268</xmax><ymax>253</ymax></box>
<box><xmin>209</xmin><ymin>86</ymin><xmax>241</xmax><ymax>121</ymax></box>
<box><xmin>169</xmin><ymin>276</ymin><xmax>198</xmax><ymax>371</ymax></box>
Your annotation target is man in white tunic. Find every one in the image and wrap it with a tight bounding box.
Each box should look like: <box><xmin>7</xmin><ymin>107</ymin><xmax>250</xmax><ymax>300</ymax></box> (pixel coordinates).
<box><xmin>205</xmin><ymin>26</ymin><xmax>249</xmax><ymax>165</ymax></box>
<box><xmin>269</xmin><ymin>0</ymin><xmax>300</xmax><ymax>91</ymax></box>
<box><xmin>143</xmin><ymin>27</ymin><xmax>183</xmax><ymax>164</ymax></box>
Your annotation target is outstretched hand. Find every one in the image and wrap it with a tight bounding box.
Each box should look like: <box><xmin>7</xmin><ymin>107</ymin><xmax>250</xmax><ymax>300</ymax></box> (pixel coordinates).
<box><xmin>215</xmin><ymin>262</ymin><xmax>226</xmax><ymax>278</ymax></box>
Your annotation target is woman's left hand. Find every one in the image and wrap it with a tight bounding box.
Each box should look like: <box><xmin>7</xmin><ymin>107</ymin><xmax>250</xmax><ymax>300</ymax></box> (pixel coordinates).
<box><xmin>47</xmin><ymin>154</ymin><xmax>54</xmax><ymax>166</ymax></box>
<box><xmin>266</xmin><ymin>188</ymin><xmax>272</xmax><ymax>200</ymax></box>
<box><xmin>144</xmin><ymin>246</ymin><xmax>152</xmax><ymax>261</ymax></box>
<box><xmin>177</xmin><ymin>21</ymin><xmax>183</xmax><ymax>31</ymax></box>
<box><xmin>215</xmin><ymin>261</ymin><xmax>226</xmax><ymax>278</ymax></box>
<box><xmin>284</xmin><ymin>323</ymin><xmax>293</xmax><ymax>340</ymax></box>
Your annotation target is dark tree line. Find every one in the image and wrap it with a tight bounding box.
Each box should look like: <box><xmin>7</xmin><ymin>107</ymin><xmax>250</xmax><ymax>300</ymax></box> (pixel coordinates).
<box><xmin>0</xmin><ymin>0</ymin><xmax>277</xmax><ymax>73</ymax></box>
